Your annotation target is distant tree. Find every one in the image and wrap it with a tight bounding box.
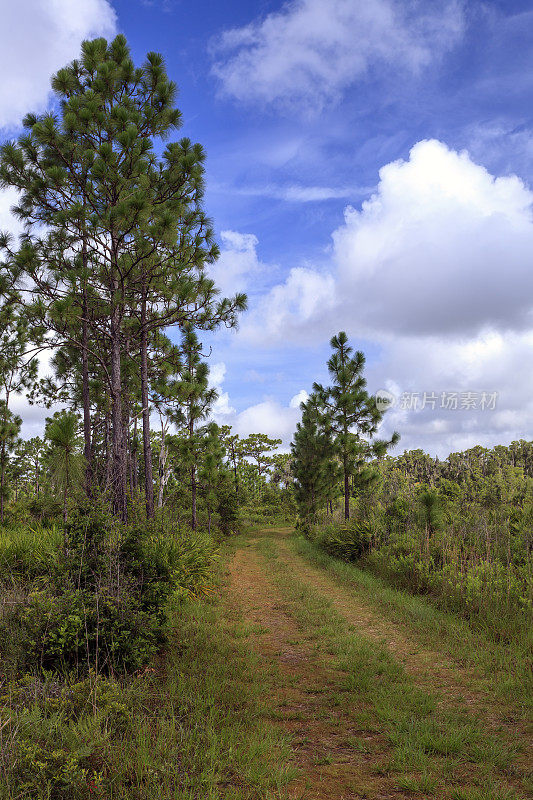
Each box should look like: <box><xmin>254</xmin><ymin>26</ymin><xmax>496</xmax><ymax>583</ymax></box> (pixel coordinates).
<box><xmin>219</xmin><ymin>425</ymin><xmax>244</xmax><ymax>497</ymax></box>
<box><xmin>45</xmin><ymin>411</ymin><xmax>84</xmax><ymax>522</ymax></box>
<box><xmin>0</xmin><ymin>402</ymin><xmax>21</xmax><ymax>522</ymax></box>
<box><xmin>291</xmin><ymin>393</ymin><xmax>338</xmax><ymax>520</ymax></box>
<box><xmin>0</xmin><ymin>306</ymin><xmax>38</xmax><ymax>522</ymax></box>
<box><xmin>240</xmin><ymin>433</ymin><xmax>282</xmax><ymax>477</ymax></box>
<box><xmin>271</xmin><ymin>453</ymin><xmax>293</xmax><ymax>490</ymax></box>
<box><xmin>197</xmin><ymin>422</ymin><xmax>225</xmax><ymax>535</ymax></box>
<box><xmin>314</xmin><ymin>332</ymin><xmax>399</xmax><ymax>520</ymax></box>
<box><xmin>170</xmin><ymin>326</ymin><xmax>217</xmax><ymax>530</ymax></box>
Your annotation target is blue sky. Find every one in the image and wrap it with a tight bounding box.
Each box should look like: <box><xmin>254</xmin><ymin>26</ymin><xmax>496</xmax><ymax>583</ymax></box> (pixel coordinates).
<box><xmin>2</xmin><ymin>0</ymin><xmax>533</xmax><ymax>455</ymax></box>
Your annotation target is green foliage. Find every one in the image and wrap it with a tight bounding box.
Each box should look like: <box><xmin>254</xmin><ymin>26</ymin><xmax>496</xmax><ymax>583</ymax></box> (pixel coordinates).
<box><xmin>215</xmin><ymin>472</ymin><xmax>241</xmax><ymax>535</ymax></box>
<box><xmin>0</xmin><ymin>522</ymin><xmax>62</xmax><ymax>581</ymax></box>
<box><xmin>291</xmin><ymin>392</ymin><xmax>339</xmax><ymax>519</ymax></box>
<box><xmin>312</xmin><ymin>520</ymin><xmax>372</xmax><ymax>562</ymax></box>
<box><xmin>0</xmin><ymin>507</ymin><xmax>217</xmax><ymax>677</ymax></box>
<box><xmin>306</xmin><ymin>440</ymin><xmax>533</xmax><ymax>651</ymax></box>
<box><xmin>293</xmin><ymin>333</ymin><xmax>398</xmax><ymax>521</ymax></box>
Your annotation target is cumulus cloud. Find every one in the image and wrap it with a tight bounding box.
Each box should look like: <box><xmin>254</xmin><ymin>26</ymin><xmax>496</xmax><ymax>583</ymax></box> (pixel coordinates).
<box><xmin>211</xmin><ymin>0</ymin><xmax>464</xmax><ymax>109</ymax></box>
<box><xmin>242</xmin><ymin>266</ymin><xmax>336</xmax><ymax>341</ymax></box>
<box><xmin>0</xmin><ymin>186</ymin><xmax>23</xmax><ymax>239</ymax></box>
<box><xmin>333</xmin><ymin>139</ymin><xmax>533</xmax><ymax>336</ymax></box>
<box><xmin>210</xmin><ymin>375</ymin><xmax>307</xmax><ymax>447</ymax></box>
<box><xmin>209</xmin><ymin>230</ymin><xmax>262</xmax><ymax>296</ymax></box>
<box><xmin>246</xmin><ymin>139</ymin><xmax>533</xmax><ymax>342</ymax></box>
<box><xmin>370</xmin><ymin>329</ymin><xmax>533</xmax><ymax>457</ymax></box>
<box><xmin>209</xmin><ymin>362</ymin><xmax>236</xmax><ymax>418</ymax></box>
<box><xmin>240</xmin><ymin>139</ymin><xmax>533</xmax><ymax>455</ymax></box>
<box><xmin>0</xmin><ymin>0</ymin><xmax>117</xmax><ymax>130</ymax></box>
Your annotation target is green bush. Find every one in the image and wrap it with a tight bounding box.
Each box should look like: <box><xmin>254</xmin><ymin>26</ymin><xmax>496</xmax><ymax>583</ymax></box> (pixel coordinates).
<box><xmin>313</xmin><ymin>521</ymin><xmax>372</xmax><ymax>562</ymax></box>
<box><xmin>216</xmin><ymin>476</ymin><xmax>241</xmax><ymax>536</ymax></box>
<box><xmin>2</xmin><ymin>673</ymin><xmax>129</xmax><ymax>799</ymax></box>
<box><xmin>0</xmin><ymin>523</ymin><xmax>63</xmax><ymax>583</ymax></box>
<box><xmin>0</xmin><ymin>506</ymin><xmax>217</xmax><ymax>677</ymax></box>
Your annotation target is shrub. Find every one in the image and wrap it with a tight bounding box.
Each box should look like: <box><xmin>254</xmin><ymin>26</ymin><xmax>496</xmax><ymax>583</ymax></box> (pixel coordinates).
<box><xmin>216</xmin><ymin>476</ymin><xmax>241</xmax><ymax>536</ymax></box>
<box><xmin>0</xmin><ymin>506</ymin><xmax>217</xmax><ymax>676</ymax></box>
<box><xmin>313</xmin><ymin>521</ymin><xmax>372</xmax><ymax>562</ymax></box>
<box><xmin>0</xmin><ymin>523</ymin><xmax>63</xmax><ymax>583</ymax></box>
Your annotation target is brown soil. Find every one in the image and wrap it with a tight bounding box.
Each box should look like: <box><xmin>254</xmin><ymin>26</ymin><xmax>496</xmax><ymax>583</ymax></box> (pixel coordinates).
<box><xmin>224</xmin><ymin>530</ymin><xmax>533</xmax><ymax>800</ymax></box>
<box><xmin>226</xmin><ymin>542</ymin><xmax>413</xmax><ymax>799</ymax></box>
<box><xmin>275</xmin><ymin>535</ymin><xmax>531</xmax><ymax>735</ymax></box>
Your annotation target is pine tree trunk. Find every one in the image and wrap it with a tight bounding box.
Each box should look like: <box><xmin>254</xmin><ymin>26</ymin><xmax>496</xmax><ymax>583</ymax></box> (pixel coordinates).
<box><xmin>140</xmin><ymin>286</ymin><xmax>154</xmax><ymax>519</ymax></box>
<box><xmin>191</xmin><ymin>463</ymin><xmax>197</xmax><ymax>530</ymax></box>
<box><xmin>157</xmin><ymin>419</ymin><xmax>168</xmax><ymax>509</ymax></box>
<box><xmin>63</xmin><ymin>458</ymin><xmax>69</xmax><ymax>524</ymax></box>
<box><xmin>81</xmin><ymin>295</ymin><xmax>92</xmax><ymax>497</ymax></box>
<box><xmin>110</xmin><ymin>305</ymin><xmax>127</xmax><ymax>522</ymax></box>
<box><xmin>132</xmin><ymin>414</ymin><xmax>139</xmax><ymax>492</ymax></box>
<box><xmin>0</xmin><ymin>395</ymin><xmax>7</xmax><ymax>524</ymax></box>
<box><xmin>104</xmin><ymin>413</ymin><xmax>112</xmax><ymax>491</ymax></box>
<box><xmin>0</xmin><ymin>442</ymin><xmax>5</xmax><ymax>524</ymax></box>
<box><xmin>344</xmin><ymin>467</ymin><xmax>350</xmax><ymax>520</ymax></box>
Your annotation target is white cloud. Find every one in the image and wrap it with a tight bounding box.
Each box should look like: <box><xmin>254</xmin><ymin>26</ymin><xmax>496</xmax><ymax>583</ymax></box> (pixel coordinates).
<box><xmin>209</xmin><ymin>364</ymin><xmax>306</xmax><ymax>446</ymax></box>
<box><xmin>247</xmin><ymin>139</ymin><xmax>533</xmax><ymax>342</ymax></box>
<box><xmin>211</xmin><ymin>0</ymin><xmax>464</xmax><ymax>109</ymax></box>
<box><xmin>209</xmin><ymin>230</ymin><xmax>261</xmax><ymax>296</ymax></box>
<box><xmin>333</xmin><ymin>139</ymin><xmax>533</xmax><ymax>336</ymax></box>
<box><xmin>242</xmin><ymin>265</ymin><xmax>336</xmax><ymax>341</ymax></box>
<box><xmin>209</xmin><ymin>361</ymin><xmax>236</xmax><ymax>417</ymax></box>
<box><xmin>371</xmin><ymin>330</ymin><xmax>533</xmax><ymax>457</ymax></box>
<box><xmin>289</xmin><ymin>389</ymin><xmax>309</xmax><ymax>408</ymax></box>
<box><xmin>239</xmin><ymin>139</ymin><xmax>533</xmax><ymax>456</ymax></box>
<box><xmin>0</xmin><ymin>0</ymin><xmax>117</xmax><ymax>130</ymax></box>
<box><xmin>0</xmin><ymin>187</ymin><xmax>23</xmax><ymax>239</ymax></box>
<box><xmin>232</xmin><ymin>183</ymin><xmax>372</xmax><ymax>202</ymax></box>
<box><xmin>233</xmin><ymin>398</ymin><xmax>297</xmax><ymax>442</ymax></box>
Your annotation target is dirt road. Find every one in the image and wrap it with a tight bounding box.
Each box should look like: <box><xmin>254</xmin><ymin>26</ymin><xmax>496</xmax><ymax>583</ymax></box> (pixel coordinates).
<box><xmin>223</xmin><ymin>528</ymin><xmax>532</xmax><ymax>800</ymax></box>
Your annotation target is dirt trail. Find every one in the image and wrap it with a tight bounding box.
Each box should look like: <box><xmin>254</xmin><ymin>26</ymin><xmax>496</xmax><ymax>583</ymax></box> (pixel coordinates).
<box><xmin>274</xmin><ymin>535</ymin><xmax>528</xmax><ymax>732</ymax></box>
<box><xmin>224</xmin><ymin>530</ymin><xmax>532</xmax><ymax>799</ymax></box>
<box><xmin>226</xmin><ymin>542</ymin><xmax>412</xmax><ymax>800</ymax></box>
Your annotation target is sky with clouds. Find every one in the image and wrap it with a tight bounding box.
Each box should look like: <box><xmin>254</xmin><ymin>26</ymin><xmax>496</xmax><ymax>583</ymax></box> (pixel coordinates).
<box><xmin>1</xmin><ymin>0</ymin><xmax>533</xmax><ymax>456</ymax></box>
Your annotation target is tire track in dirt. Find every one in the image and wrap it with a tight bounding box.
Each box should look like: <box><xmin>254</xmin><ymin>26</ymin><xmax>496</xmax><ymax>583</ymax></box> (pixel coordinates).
<box><xmin>272</xmin><ymin>532</ymin><xmax>532</xmax><ymax>768</ymax></box>
<box><xmin>226</xmin><ymin>542</ymin><xmax>415</xmax><ymax>800</ymax></box>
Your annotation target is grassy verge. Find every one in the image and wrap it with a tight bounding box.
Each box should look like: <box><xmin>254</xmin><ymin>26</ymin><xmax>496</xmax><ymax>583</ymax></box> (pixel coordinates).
<box><xmin>293</xmin><ymin>534</ymin><xmax>533</xmax><ymax>711</ymax></box>
<box><xmin>0</xmin><ymin>556</ymin><xmax>295</xmax><ymax>799</ymax></box>
<box><xmin>255</xmin><ymin>534</ymin><xmax>531</xmax><ymax>800</ymax></box>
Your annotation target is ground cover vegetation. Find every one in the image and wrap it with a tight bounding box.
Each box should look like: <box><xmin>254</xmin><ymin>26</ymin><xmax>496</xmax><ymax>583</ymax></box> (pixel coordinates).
<box><xmin>0</xmin><ymin>34</ymin><xmax>294</xmax><ymax>797</ymax></box>
<box><xmin>291</xmin><ymin>334</ymin><xmax>533</xmax><ymax>693</ymax></box>
<box><xmin>0</xmin><ymin>29</ymin><xmax>530</xmax><ymax>800</ymax></box>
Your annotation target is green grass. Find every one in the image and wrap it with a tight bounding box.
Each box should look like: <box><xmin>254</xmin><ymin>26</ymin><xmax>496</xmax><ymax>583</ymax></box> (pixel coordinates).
<box><xmin>0</xmin><ymin>522</ymin><xmax>63</xmax><ymax>582</ymax></box>
<box><xmin>0</xmin><ymin>563</ymin><xmax>296</xmax><ymax>799</ymax></box>
<box><xmin>293</xmin><ymin>534</ymin><xmax>533</xmax><ymax>709</ymax></box>
<box><xmin>255</xmin><ymin>534</ymin><xmax>530</xmax><ymax>800</ymax></box>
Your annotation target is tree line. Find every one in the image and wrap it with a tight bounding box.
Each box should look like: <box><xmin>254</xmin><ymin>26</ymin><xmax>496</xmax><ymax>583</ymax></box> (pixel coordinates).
<box><xmin>0</xmin><ymin>35</ymin><xmax>250</xmax><ymax>524</ymax></box>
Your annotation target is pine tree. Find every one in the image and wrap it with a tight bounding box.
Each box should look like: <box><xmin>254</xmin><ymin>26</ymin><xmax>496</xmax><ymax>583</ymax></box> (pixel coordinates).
<box><xmin>44</xmin><ymin>411</ymin><xmax>84</xmax><ymax>523</ymax></box>
<box><xmin>198</xmin><ymin>422</ymin><xmax>225</xmax><ymax>535</ymax></box>
<box><xmin>240</xmin><ymin>433</ymin><xmax>282</xmax><ymax>477</ymax></box>
<box><xmin>314</xmin><ymin>332</ymin><xmax>399</xmax><ymax>520</ymax></box>
<box><xmin>291</xmin><ymin>393</ymin><xmax>338</xmax><ymax>520</ymax></box>
<box><xmin>0</xmin><ymin>402</ymin><xmax>21</xmax><ymax>522</ymax></box>
<box><xmin>1</xmin><ymin>35</ymin><xmax>245</xmax><ymax>520</ymax></box>
<box><xmin>0</xmin><ymin>309</ymin><xmax>37</xmax><ymax>522</ymax></box>
<box><xmin>170</xmin><ymin>326</ymin><xmax>217</xmax><ymax>530</ymax></box>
